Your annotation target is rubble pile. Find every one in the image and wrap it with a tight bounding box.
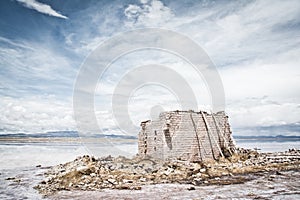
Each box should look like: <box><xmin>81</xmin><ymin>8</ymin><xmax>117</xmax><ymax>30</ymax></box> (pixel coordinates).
<box><xmin>34</xmin><ymin>149</ymin><xmax>300</xmax><ymax>196</ymax></box>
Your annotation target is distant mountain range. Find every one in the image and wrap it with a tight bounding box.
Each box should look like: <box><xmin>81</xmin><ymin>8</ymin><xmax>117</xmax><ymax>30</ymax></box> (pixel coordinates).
<box><xmin>0</xmin><ymin>131</ymin><xmax>137</xmax><ymax>139</ymax></box>
<box><xmin>233</xmin><ymin>123</ymin><xmax>300</xmax><ymax>137</ymax></box>
<box><xmin>234</xmin><ymin>135</ymin><xmax>300</xmax><ymax>141</ymax></box>
<box><xmin>0</xmin><ymin>131</ymin><xmax>299</xmax><ymax>141</ymax></box>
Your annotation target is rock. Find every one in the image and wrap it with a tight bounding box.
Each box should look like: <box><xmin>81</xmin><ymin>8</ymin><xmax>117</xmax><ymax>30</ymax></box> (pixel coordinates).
<box><xmin>13</xmin><ymin>178</ymin><xmax>21</xmax><ymax>183</ymax></box>
<box><xmin>33</xmin><ymin>150</ymin><xmax>300</xmax><ymax>196</ymax></box>
<box><xmin>267</xmin><ymin>185</ymin><xmax>274</xmax><ymax>189</ymax></box>
<box><xmin>36</xmin><ymin>164</ymin><xmax>42</xmax><ymax>168</ymax></box>
<box><xmin>194</xmin><ymin>178</ymin><xmax>202</xmax><ymax>182</ymax></box>
<box><xmin>122</xmin><ymin>179</ymin><xmax>133</xmax><ymax>183</ymax></box>
<box><xmin>275</xmin><ymin>171</ymin><xmax>282</xmax><ymax>175</ymax></box>
<box><xmin>139</xmin><ymin>177</ymin><xmax>147</xmax><ymax>182</ymax></box>
<box><xmin>104</xmin><ymin>155</ymin><xmax>113</xmax><ymax>161</ymax></box>
<box><xmin>200</xmin><ymin>168</ymin><xmax>206</xmax><ymax>173</ymax></box>
<box><xmin>187</xmin><ymin>186</ymin><xmax>195</xmax><ymax>190</ymax></box>
<box><xmin>117</xmin><ymin>185</ymin><xmax>130</xmax><ymax>190</ymax></box>
<box><xmin>5</xmin><ymin>177</ymin><xmax>16</xmax><ymax>180</ymax></box>
<box><xmin>108</xmin><ymin>178</ymin><xmax>117</xmax><ymax>185</ymax></box>
<box><xmin>164</xmin><ymin>168</ymin><xmax>174</xmax><ymax>176</ymax></box>
<box><xmin>132</xmin><ymin>186</ymin><xmax>142</xmax><ymax>190</ymax></box>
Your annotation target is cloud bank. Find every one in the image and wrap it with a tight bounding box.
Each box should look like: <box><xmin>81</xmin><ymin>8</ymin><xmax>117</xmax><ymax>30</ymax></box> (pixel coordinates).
<box><xmin>0</xmin><ymin>0</ymin><xmax>299</xmax><ymax>136</ymax></box>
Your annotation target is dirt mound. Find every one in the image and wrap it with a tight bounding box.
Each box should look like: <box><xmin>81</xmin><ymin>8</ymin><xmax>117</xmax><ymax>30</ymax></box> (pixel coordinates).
<box><xmin>34</xmin><ymin>149</ymin><xmax>300</xmax><ymax>196</ymax></box>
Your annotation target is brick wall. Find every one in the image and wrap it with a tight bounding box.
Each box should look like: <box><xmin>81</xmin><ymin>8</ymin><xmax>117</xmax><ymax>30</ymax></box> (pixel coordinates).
<box><xmin>138</xmin><ymin>110</ymin><xmax>235</xmax><ymax>161</ymax></box>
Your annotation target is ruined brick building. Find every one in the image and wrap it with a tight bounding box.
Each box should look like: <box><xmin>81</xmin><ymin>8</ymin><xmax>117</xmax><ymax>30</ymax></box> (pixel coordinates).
<box><xmin>138</xmin><ymin>110</ymin><xmax>236</xmax><ymax>161</ymax></box>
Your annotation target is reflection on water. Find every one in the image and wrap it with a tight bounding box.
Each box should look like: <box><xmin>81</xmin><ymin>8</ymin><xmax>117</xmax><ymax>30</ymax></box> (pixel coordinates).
<box><xmin>0</xmin><ymin>138</ymin><xmax>299</xmax><ymax>170</ymax></box>
<box><xmin>0</xmin><ymin>140</ymin><xmax>137</xmax><ymax>200</ymax></box>
<box><xmin>0</xmin><ymin>142</ymin><xmax>137</xmax><ymax>170</ymax></box>
<box><xmin>0</xmin><ymin>166</ymin><xmax>46</xmax><ymax>200</ymax></box>
<box><xmin>236</xmin><ymin>139</ymin><xmax>300</xmax><ymax>153</ymax></box>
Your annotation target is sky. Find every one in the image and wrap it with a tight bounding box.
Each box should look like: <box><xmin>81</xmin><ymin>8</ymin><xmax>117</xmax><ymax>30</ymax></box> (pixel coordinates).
<box><xmin>0</xmin><ymin>0</ymin><xmax>299</xmax><ymax>136</ymax></box>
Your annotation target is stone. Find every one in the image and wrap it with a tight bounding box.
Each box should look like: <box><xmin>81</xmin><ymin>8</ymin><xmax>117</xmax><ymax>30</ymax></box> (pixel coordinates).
<box><xmin>34</xmin><ymin>150</ymin><xmax>300</xmax><ymax>196</ymax></box>
<box><xmin>275</xmin><ymin>171</ymin><xmax>282</xmax><ymax>175</ymax></box>
<box><xmin>187</xmin><ymin>186</ymin><xmax>195</xmax><ymax>190</ymax></box>
<box><xmin>132</xmin><ymin>186</ymin><xmax>142</xmax><ymax>190</ymax></box>
<box><xmin>139</xmin><ymin>177</ymin><xmax>147</xmax><ymax>182</ymax></box>
<box><xmin>164</xmin><ymin>168</ymin><xmax>174</xmax><ymax>176</ymax></box>
<box><xmin>76</xmin><ymin>166</ymin><xmax>89</xmax><ymax>172</ymax></box>
<box><xmin>200</xmin><ymin>168</ymin><xmax>206</xmax><ymax>173</ymax></box>
<box><xmin>122</xmin><ymin>179</ymin><xmax>133</xmax><ymax>184</ymax></box>
<box><xmin>5</xmin><ymin>177</ymin><xmax>16</xmax><ymax>180</ymax></box>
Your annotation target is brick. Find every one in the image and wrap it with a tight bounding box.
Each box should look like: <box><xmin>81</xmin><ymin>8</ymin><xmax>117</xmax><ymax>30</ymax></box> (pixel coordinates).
<box><xmin>138</xmin><ymin>110</ymin><xmax>236</xmax><ymax>161</ymax></box>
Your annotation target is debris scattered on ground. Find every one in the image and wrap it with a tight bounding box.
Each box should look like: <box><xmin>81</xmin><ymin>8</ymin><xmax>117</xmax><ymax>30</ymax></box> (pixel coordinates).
<box><xmin>34</xmin><ymin>148</ymin><xmax>300</xmax><ymax>196</ymax></box>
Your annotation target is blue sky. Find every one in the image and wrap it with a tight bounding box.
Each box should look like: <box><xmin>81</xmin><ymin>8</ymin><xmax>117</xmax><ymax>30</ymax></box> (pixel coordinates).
<box><xmin>0</xmin><ymin>0</ymin><xmax>299</xmax><ymax>136</ymax></box>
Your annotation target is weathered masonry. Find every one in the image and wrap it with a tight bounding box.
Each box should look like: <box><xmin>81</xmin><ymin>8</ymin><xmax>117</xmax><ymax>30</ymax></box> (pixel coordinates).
<box><xmin>138</xmin><ymin>110</ymin><xmax>236</xmax><ymax>161</ymax></box>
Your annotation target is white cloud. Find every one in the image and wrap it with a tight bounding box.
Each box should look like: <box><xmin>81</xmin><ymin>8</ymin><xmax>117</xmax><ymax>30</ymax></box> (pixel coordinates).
<box><xmin>220</xmin><ymin>61</ymin><xmax>300</xmax><ymax>101</ymax></box>
<box><xmin>0</xmin><ymin>37</ymin><xmax>77</xmax><ymax>98</ymax></box>
<box><xmin>215</xmin><ymin>41</ymin><xmax>300</xmax><ymax>131</ymax></box>
<box><xmin>124</xmin><ymin>0</ymin><xmax>174</xmax><ymax>27</ymax></box>
<box><xmin>16</xmin><ymin>0</ymin><xmax>68</xmax><ymax>19</ymax></box>
<box><xmin>0</xmin><ymin>96</ymin><xmax>75</xmax><ymax>133</ymax></box>
<box><xmin>1</xmin><ymin>0</ymin><xmax>300</xmax><ymax>135</ymax></box>
<box><xmin>119</xmin><ymin>0</ymin><xmax>300</xmax><ymax>134</ymax></box>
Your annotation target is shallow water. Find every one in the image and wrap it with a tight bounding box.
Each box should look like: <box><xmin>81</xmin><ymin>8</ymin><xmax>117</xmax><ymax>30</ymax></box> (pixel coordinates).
<box><xmin>0</xmin><ymin>166</ymin><xmax>45</xmax><ymax>200</ymax></box>
<box><xmin>235</xmin><ymin>139</ymin><xmax>300</xmax><ymax>153</ymax></box>
<box><xmin>0</xmin><ymin>140</ymin><xmax>137</xmax><ymax>199</ymax></box>
<box><xmin>0</xmin><ymin>141</ymin><xmax>137</xmax><ymax>170</ymax></box>
<box><xmin>0</xmin><ymin>138</ymin><xmax>299</xmax><ymax>199</ymax></box>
